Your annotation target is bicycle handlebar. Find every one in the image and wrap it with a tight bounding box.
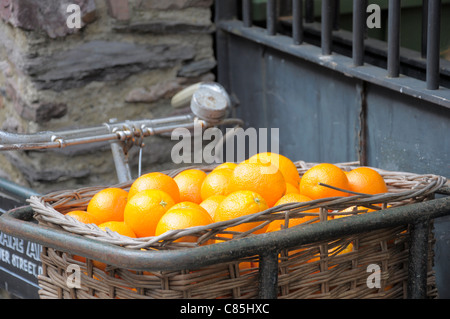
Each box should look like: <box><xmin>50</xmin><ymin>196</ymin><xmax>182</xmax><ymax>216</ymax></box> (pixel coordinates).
<box><xmin>0</xmin><ymin>82</ymin><xmax>240</xmax><ymax>152</ymax></box>
<box><xmin>0</xmin><ymin>114</ymin><xmax>196</xmax><ymax>151</ymax></box>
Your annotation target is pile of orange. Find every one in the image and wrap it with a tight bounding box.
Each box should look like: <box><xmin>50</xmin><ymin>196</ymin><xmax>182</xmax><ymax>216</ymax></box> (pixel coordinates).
<box><xmin>65</xmin><ymin>153</ymin><xmax>389</xmax><ymax>248</ymax></box>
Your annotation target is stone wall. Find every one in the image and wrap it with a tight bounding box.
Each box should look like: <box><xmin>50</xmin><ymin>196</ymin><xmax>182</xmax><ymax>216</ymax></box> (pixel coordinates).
<box><xmin>0</xmin><ymin>0</ymin><xmax>216</xmax><ymax>194</ymax></box>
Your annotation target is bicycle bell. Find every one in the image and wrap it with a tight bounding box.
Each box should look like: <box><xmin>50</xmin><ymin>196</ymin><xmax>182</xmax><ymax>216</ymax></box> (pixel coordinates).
<box><xmin>172</xmin><ymin>82</ymin><xmax>230</xmax><ymax>124</ymax></box>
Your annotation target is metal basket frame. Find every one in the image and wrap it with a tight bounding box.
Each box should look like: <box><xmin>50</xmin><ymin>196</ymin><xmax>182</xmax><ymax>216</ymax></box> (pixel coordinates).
<box><xmin>1</xmin><ymin>169</ymin><xmax>449</xmax><ymax>299</ymax></box>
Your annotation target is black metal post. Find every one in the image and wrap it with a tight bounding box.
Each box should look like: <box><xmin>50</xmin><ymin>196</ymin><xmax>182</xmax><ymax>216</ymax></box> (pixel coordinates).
<box><xmin>333</xmin><ymin>0</ymin><xmax>340</xmax><ymax>30</ymax></box>
<box><xmin>258</xmin><ymin>250</ymin><xmax>279</xmax><ymax>299</ymax></box>
<box><xmin>407</xmin><ymin>221</ymin><xmax>431</xmax><ymax>299</ymax></box>
<box><xmin>426</xmin><ymin>0</ymin><xmax>441</xmax><ymax>90</ymax></box>
<box><xmin>321</xmin><ymin>0</ymin><xmax>333</xmax><ymax>55</ymax></box>
<box><xmin>267</xmin><ymin>0</ymin><xmax>277</xmax><ymax>35</ymax></box>
<box><xmin>353</xmin><ymin>0</ymin><xmax>365</xmax><ymax>66</ymax></box>
<box><xmin>243</xmin><ymin>0</ymin><xmax>252</xmax><ymax>27</ymax></box>
<box><xmin>305</xmin><ymin>0</ymin><xmax>314</xmax><ymax>23</ymax></box>
<box><xmin>421</xmin><ymin>0</ymin><xmax>428</xmax><ymax>58</ymax></box>
<box><xmin>215</xmin><ymin>0</ymin><xmax>238</xmax><ymax>21</ymax></box>
<box><xmin>387</xmin><ymin>0</ymin><xmax>401</xmax><ymax>78</ymax></box>
<box><xmin>292</xmin><ymin>0</ymin><xmax>303</xmax><ymax>44</ymax></box>
<box><xmin>214</xmin><ymin>0</ymin><xmax>238</xmax><ymax>93</ymax></box>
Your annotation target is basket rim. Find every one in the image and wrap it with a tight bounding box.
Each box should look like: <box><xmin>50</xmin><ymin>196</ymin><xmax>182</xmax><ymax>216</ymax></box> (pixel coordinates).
<box><xmin>28</xmin><ymin>161</ymin><xmax>447</xmax><ymax>250</ymax></box>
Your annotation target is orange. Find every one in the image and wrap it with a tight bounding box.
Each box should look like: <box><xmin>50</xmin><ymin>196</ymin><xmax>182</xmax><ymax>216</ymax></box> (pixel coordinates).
<box><xmin>274</xmin><ymin>193</ymin><xmax>318</xmax><ymax>211</ymax></box>
<box><xmin>174</xmin><ymin>169</ymin><xmax>207</xmax><ymax>204</ymax></box>
<box><xmin>66</xmin><ymin>210</ymin><xmax>101</xmax><ymax>225</ymax></box>
<box><xmin>124</xmin><ymin>189</ymin><xmax>175</xmax><ymax>237</ymax></box>
<box><xmin>200</xmin><ymin>168</ymin><xmax>234</xmax><ymax>201</ymax></box>
<box><xmin>155</xmin><ymin>207</ymin><xmax>213</xmax><ymax>243</ymax></box>
<box><xmin>229</xmin><ymin>161</ymin><xmax>286</xmax><ymax>207</ymax></box>
<box><xmin>128</xmin><ymin>172</ymin><xmax>180</xmax><ymax>203</ymax></box>
<box><xmin>346</xmin><ymin>167</ymin><xmax>388</xmax><ymax>195</ymax></box>
<box><xmin>168</xmin><ymin>201</ymin><xmax>209</xmax><ymax>215</ymax></box>
<box><xmin>299</xmin><ymin>163</ymin><xmax>349</xmax><ymax>200</ymax></box>
<box><xmin>214</xmin><ymin>190</ymin><xmax>269</xmax><ymax>239</ymax></box>
<box><xmin>213</xmin><ymin>162</ymin><xmax>238</xmax><ymax>171</ymax></box>
<box><xmin>285</xmin><ymin>182</ymin><xmax>300</xmax><ymax>194</ymax></box>
<box><xmin>333</xmin><ymin>206</ymin><xmax>376</xmax><ymax>219</ymax></box>
<box><xmin>266</xmin><ymin>194</ymin><xmax>319</xmax><ymax>232</ymax></box>
<box><xmin>339</xmin><ymin>242</ymin><xmax>354</xmax><ymax>255</ymax></box>
<box><xmin>71</xmin><ymin>255</ymin><xmax>87</xmax><ymax>264</ymax></box>
<box><xmin>200</xmin><ymin>195</ymin><xmax>226</xmax><ymax>219</ymax></box>
<box><xmin>92</xmin><ymin>260</ymin><xmax>107</xmax><ymax>271</ymax></box>
<box><xmin>239</xmin><ymin>261</ymin><xmax>254</xmax><ymax>273</ymax></box>
<box><xmin>266</xmin><ymin>217</ymin><xmax>313</xmax><ymax>233</ymax></box>
<box><xmin>99</xmin><ymin>221</ymin><xmax>137</xmax><ymax>238</ymax></box>
<box><xmin>87</xmin><ymin>188</ymin><xmax>128</xmax><ymax>224</ymax></box>
<box><xmin>248</xmin><ymin>152</ymin><xmax>301</xmax><ymax>187</ymax></box>
<box><xmin>89</xmin><ymin>221</ymin><xmax>137</xmax><ymax>271</ymax></box>
<box><xmin>67</xmin><ymin>210</ymin><xmax>102</xmax><ymax>266</ymax></box>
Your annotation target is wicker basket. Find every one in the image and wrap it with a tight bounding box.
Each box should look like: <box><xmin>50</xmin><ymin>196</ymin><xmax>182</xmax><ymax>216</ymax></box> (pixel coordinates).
<box><xmin>28</xmin><ymin>161</ymin><xmax>446</xmax><ymax>299</ymax></box>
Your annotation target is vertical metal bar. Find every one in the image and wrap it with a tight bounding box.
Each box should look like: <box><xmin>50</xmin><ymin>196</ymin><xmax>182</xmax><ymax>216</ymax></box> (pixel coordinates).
<box><xmin>258</xmin><ymin>250</ymin><xmax>279</xmax><ymax>299</ymax></box>
<box><xmin>292</xmin><ymin>0</ymin><xmax>303</xmax><ymax>44</ymax></box>
<box><xmin>357</xmin><ymin>81</ymin><xmax>368</xmax><ymax>166</ymax></box>
<box><xmin>243</xmin><ymin>0</ymin><xmax>252</xmax><ymax>27</ymax></box>
<box><xmin>426</xmin><ymin>0</ymin><xmax>441</xmax><ymax>90</ymax></box>
<box><xmin>214</xmin><ymin>0</ymin><xmax>237</xmax><ymax>94</ymax></box>
<box><xmin>267</xmin><ymin>0</ymin><xmax>277</xmax><ymax>35</ymax></box>
<box><xmin>333</xmin><ymin>0</ymin><xmax>340</xmax><ymax>30</ymax></box>
<box><xmin>387</xmin><ymin>0</ymin><xmax>401</xmax><ymax>78</ymax></box>
<box><xmin>107</xmin><ymin>118</ymin><xmax>132</xmax><ymax>183</ymax></box>
<box><xmin>110</xmin><ymin>141</ymin><xmax>132</xmax><ymax>183</ymax></box>
<box><xmin>305</xmin><ymin>0</ymin><xmax>314</xmax><ymax>23</ymax></box>
<box><xmin>321</xmin><ymin>0</ymin><xmax>333</xmax><ymax>55</ymax></box>
<box><xmin>421</xmin><ymin>0</ymin><xmax>428</xmax><ymax>58</ymax></box>
<box><xmin>215</xmin><ymin>0</ymin><xmax>239</xmax><ymax>20</ymax></box>
<box><xmin>353</xmin><ymin>0</ymin><xmax>365</xmax><ymax>66</ymax></box>
<box><xmin>407</xmin><ymin>221</ymin><xmax>431</xmax><ymax>299</ymax></box>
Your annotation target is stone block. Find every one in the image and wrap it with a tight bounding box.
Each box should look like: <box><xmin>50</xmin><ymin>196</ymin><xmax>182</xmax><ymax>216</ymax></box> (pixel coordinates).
<box><xmin>125</xmin><ymin>79</ymin><xmax>185</xmax><ymax>103</ymax></box>
<box><xmin>0</xmin><ymin>0</ymin><xmax>215</xmax><ymax>194</ymax></box>
<box><xmin>4</xmin><ymin>80</ymin><xmax>67</xmax><ymax>123</ymax></box>
<box><xmin>15</xmin><ymin>99</ymin><xmax>67</xmax><ymax>123</ymax></box>
<box><xmin>115</xmin><ymin>2</ymin><xmax>214</xmax><ymax>34</ymax></box>
<box><xmin>106</xmin><ymin>0</ymin><xmax>130</xmax><ymax>21</ymax></box>
<box><xmin>177</xmin><ymin>58</ymin><xmax>216</xmax><ymax>77</ymax></box>
<box><xmin>24</xmin><ymin>40</ymin><xmax>196</xmax><ymax>91</ymax></box>
<box><xmin>1</xmin><ymin>116</ymin><xmax>23</xmax><ymax>133</ymax></box>
<box><xmin>138</xmin><ymin>0</ymin><xmax>213</xmax><ymax>10</ymax></box>
<box><xmin>114</xmin><ymin>20</ymin><xmax>215</xmax><ymax>34</ymax></box>
<box><xmin>0</xmin><ymin>0</ymin><xmax>97</xmax><ymax>38</ymax></box>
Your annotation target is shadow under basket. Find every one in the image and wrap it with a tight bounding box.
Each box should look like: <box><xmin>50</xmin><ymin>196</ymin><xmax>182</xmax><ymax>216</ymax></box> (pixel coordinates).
<box><xmin>29</xmin><ymin>161</ymin><xmax>446</xmax><ymax>299</ymax></box>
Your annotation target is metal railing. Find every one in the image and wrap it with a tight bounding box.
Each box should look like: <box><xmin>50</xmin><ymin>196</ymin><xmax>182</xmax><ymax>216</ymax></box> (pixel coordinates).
<box><xmin>215</xmin><ymin>0</ymin><xmax>450</xmax><ymax>108</ymax></box>
<box><xmin>1</xmin><ymin>187</ymin><xmax>449</xmax><ymax>298</ymax></box>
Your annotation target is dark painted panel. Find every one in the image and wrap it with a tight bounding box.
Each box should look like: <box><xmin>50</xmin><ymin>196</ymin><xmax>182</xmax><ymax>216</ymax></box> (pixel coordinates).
<box><xmin>219</xmin><ymin>28</ymin><xmax>450</xmax><ymax>299</ymax></box>
<box><xmin>227</xmin><ymin>36</ymin><xmax>267</xmax><ymax>129</ymax></box>
<box><xmin>227</xmin><ymin>34</ymin><xmax>361</xmax><ymax>164</ymax></box>
<box><xmin>365</xmin><ymin>84</ymin><xmax>450</xmax><ymax>178</ymax></box>
<box><xmin>433</xmin><ymin>212</ymin><xmax>450</xmax><ymax>299</ymax></box>
<box><xmin>365</xmin><ymin>84</ymin><xmax>450</xmax><ymax>299</ymax></box>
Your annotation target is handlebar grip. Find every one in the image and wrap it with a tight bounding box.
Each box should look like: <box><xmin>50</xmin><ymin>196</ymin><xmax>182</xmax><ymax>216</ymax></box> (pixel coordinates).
<box><xmin>171</xmin><ymin>82</ymin><xmax>203</xmax><ymax>108</ymax></box>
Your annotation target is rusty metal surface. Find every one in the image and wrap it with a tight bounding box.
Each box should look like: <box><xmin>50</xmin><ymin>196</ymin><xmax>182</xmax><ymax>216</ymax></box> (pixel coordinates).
<box><xmin>1</xmin><ymin>194</ymin><xmax>449</xmax><ymax>299</ymax></box>
<box><xmin>1</xmin><ymin>196</ymin><xmax>449</xmax><ymax>272</ymax></box>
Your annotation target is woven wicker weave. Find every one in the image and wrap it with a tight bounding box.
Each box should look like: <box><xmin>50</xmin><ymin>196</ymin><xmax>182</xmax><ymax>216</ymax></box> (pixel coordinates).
<box><xmin>29</xmin><ymin>161</ymin><xmax>445</xmax><ymax>299</ymax></box>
